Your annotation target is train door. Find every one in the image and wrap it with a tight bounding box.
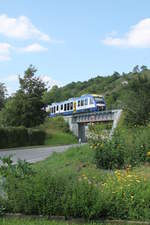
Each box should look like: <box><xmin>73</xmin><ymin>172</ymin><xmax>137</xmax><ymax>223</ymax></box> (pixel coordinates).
<box><xmin>73</xmin><ymin>101</ymin><xmax>76</xmax><ymax>112</ymax></box>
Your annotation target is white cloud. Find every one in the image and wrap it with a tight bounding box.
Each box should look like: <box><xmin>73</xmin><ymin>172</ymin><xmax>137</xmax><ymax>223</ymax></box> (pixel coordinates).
<box><xmin>103</xmin><ymin>18</ymin><xmax>150</xmax><ymax>48</ymax></box>
<box><xmin>6</xmin><ymin>74</ymin><xmax>18</xmax><ymax>82</ymax></box>
<box><xmin>40</xmin><ymin>75</ymin><xmax>62</xmax><ymax>88</ymax></box>
<box><xmin>21</xmin><ymin>43</ymin><xmax>48</xmax><ymax>53</ymax></box>
<box><xmin>0</xmin><ymin>14</ymin><xmax>50</xmax><ymax>41</ymax></box>
<box><xmin>0</xmin><ymin>43</ymin><xmax>11</xmax><ymax>61</ymax></box>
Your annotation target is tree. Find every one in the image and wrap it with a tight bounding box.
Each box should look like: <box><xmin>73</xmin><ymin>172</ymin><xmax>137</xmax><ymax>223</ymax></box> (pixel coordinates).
<box><xmin>1</xmin><ymin>65</ymin><xmax>47</xmax><ymax>127</ymax></box>
<box><xmin>140</xmin><ymin>65</ymin><xmax>148</xmax><ymax>72</ymax></box>
<box><xmin>132</xmin><ymin>65</ymin><xmax>140</xmax><ymax>73</ymax></box>
<box><xmin>112</xmin><ymin>71</ymin><xmax>120</xmax><ymax>79</ymax></box>
<box><xmin>43</xmin><ymin>85</ymin><xmax>63</xmax><ymax>105</ymax></box>
<box><xmin>125</xmin><ymin>75</ymin><xmax>150</xmax><ymax>125</ymax></box>
<box><xmin>0</xmin><ymin>83</ymin><xmax>7</xmax><ymax>110</ymax></box>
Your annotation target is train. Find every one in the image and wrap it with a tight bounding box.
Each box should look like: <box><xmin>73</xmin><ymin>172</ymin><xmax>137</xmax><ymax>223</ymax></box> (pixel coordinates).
<box><xmin>46</xmin><ymin>94</ymin><xmax>106</xmax><ymax>117</ymax></box>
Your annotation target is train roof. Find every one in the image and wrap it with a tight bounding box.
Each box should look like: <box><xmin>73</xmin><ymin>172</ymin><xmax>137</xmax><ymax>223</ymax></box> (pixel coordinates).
<box><xmin>50</xmin><ymin>93</ymin><xmax>104</xmax><ymax>106</ymax></box>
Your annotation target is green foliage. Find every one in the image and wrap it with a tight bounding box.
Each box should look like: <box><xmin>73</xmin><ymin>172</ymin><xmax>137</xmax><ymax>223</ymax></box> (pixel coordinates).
<box><xmin>43</xmin><ymin>74</ymin><xmax>123</xmax><ymax>108</ymax></box>
<box><xmin>63</xmin><ymin>179</ymin><xmax>104</xmax><ymax>219</ymax></box>
<box><xmin>0</xmin><ymin>218</ymin><xmax>111</xmax><ymax>225</ymax></box>
<box><xmin>3</xmin><ymin>145</ymin><xmax>150</xmax><ymax>221</ymax></box>
<box><xmin>0</xmin><ymin>83</ymin><xmax>7</xmax><ymax>111</ymax></box>
<box><xmin>0</xmin><ymin>65</ymin><xmax>47</xmax><ymax>128</ymax></box>
<box><xmin>89</xmin><ymin>125</ymin><xmax>125</xmax><ymax>169</ymax></box>
<box><xmin>125</xmin><ymin>74</ymin><xmax>150</xmax><ymax>125</ymax></box>
<box><xmin>0</xmin><ymin>156</ymin><xmax>35</xmax><ymax>217</ymax></box>
<box><xmin>0</xmin><ymin>156</ymin><xmax>35</xmax><ymax>179</ymax></box>
<box><xmin>40</xmin><ymin>117</ymin><xmax>77</xmax><ymax>146</ymax></box>
<box><xmin>90</xmin><ymin>124</ymin><xmax>150</xmax><ymax>169</ymax></box>
<box><xmin>41</xmin><ymin>117</ymin><xmax>70</xmax><ymax>133</ymax></box>
<box><xmin>0</xmin><ymin>127</ymin><xmax>46</xmax><ymax>148</ymax></box>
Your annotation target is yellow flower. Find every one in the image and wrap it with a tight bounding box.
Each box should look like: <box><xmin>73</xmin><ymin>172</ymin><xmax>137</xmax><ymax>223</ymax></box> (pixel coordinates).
<box><xmin>136</xmin><ymin>179</ymin><xmax>140</xmax><ymax>183</ymax></box>
<box><xmin>147</xmin><ymin>151</ymin><xmax>150</xmax><ymax>157</ymax></box>
<box><xmin>127</xmin><ymin>175</ymin><xmax>132</xmax><ymax>178</ymax></box>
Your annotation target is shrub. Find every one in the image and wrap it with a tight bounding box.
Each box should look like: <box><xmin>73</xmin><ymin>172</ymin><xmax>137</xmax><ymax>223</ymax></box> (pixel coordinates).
<box><xmin>41</xmin><ymin>117</ymin><xmax>70</xmax><ymax>133</ymax></box>
<box><xmin>89</xmin><ymin>124</ymin><xmax>125</xmax><ymax>169</ymax></box>
<box><xmin>0</xmin><ymin>127</ymin><xmax>46</xmax><ymax>148</ymax></box>
<box><xmin>103</xmin><ymin>170</ymin><xmax>150</xmax><ymax>220</ymax></box>
<box><xmin>3</xmin><ymin>154</ymin><xmax>150</xmax><ymax>221</ymax></box>
<box><xmin>90</xmin><ymin>124</ymin><xmax>150</xmax><ymax>169</ymax></box>
<box><xmin>63</xmin><ymin>178</ymin><xmax>105</xmax><ymax>219</ymax></box>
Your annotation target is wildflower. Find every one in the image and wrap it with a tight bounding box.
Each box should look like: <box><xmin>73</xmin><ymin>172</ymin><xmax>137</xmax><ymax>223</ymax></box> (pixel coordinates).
<box><xmin>136</xmin><ymin>179</ymin><xmax>140</xmax><ymax>183</ymax></box>
<box><xmin>147</xmin><ymin>151</ymin><xmax>150</xmax><ymax>157</ymax></box>
<box><xmin>127</xmin><ymin>175</ymin><xmax>132</xmax><ymax>178</ymax></box>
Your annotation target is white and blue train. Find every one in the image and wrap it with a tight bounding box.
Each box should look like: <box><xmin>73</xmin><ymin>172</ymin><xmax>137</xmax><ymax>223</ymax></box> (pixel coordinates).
<box><xmin>47</xmin><ymin>94</ymin><xmax>106</xmax><ymax>117</ymax></box>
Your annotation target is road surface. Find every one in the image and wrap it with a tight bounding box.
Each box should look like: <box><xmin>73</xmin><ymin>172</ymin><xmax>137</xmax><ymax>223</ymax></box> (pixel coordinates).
<box><xmin>0</xmin><ymin>144</ymin><xmax>80</xmax><ymax>164</ymax></box>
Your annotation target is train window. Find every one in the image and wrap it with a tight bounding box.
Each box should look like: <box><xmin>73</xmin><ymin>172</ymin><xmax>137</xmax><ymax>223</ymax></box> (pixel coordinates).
<box><xmin>57</xmin><ymin>105</ymin><xmax>59</xmax><ymax>111</ymax></box>
<box><xmin>54</xmin><ymin>106</ymin><xmax>56</xmax><ymax>113</ymax></box>
<box><xmin>61</xmin><ymin>104</ymin><xmax>63</xmax><ymax>110</ymax></box>
<box><xmin>67</xmin><ymin>103</ymin><xmax>69</xmax><ymax>110</ymax></box>
<box><xmin>85</xmin><ymin>99</ymin><xmax>88</xmax><ymax>105</ymax></box>
<box><xmin>51</xmin><ymin>108</ymin><xmax>53</xmax><ymax>113</ymax></box>
<box><xmin>81</xmin><ymin>100</ymin><xmax>84</xmax><ymax>106</ymax></box>
<box><xmin>64</xmin><ymin>104</ymin><xmax>66</xmax><ymax>111</ymax></box>
<box><xmin>90</xmin><ymin>98</ymin><xmax>94</xmax><ymax>104</ymax></box>
<box><xmin>70</xmin><ymin>102</ymin><xmax>73</xmax><ymax>110</ymax></box>
<box><xmin>78</xmin><ymin>100</ymin><xmax>81</xmax><ymax>106</ymax></box>
<box><xmin>94</xmin><ymin>97</ymin><xmax>104</xmax><ymax>103</ymax></box>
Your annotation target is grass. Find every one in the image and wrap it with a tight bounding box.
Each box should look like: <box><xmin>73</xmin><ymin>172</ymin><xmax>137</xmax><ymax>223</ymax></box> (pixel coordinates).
<box><xmin>34</xmin><ymin>144</ymin><xmax>107</xmax><ymax>183</ymax></box>
<box><xmin>34</xmin><ymin>142</ymin><xmax>150</xmax><ymax>186</ymax></box>
<box><xmin>45</xmin><ymin>131</ymin><xmax>77</xmax><ymax>146</ymax></box>
<box><xmin>40</xmin><ymin>117</ymin><xmax>78</xmax><ymax>146</ymax></box>
<box><xmin>0</xmin><ymin>217</ymin><xmax>139</xmax><ymax>225</ymax></box>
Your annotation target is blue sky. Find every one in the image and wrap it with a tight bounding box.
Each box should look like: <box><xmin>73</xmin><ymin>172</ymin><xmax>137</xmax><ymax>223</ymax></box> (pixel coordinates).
<box><xmin>0</xmin><ymin>0</ymin><xmax>150</xmax><ymax>93</ymax></box>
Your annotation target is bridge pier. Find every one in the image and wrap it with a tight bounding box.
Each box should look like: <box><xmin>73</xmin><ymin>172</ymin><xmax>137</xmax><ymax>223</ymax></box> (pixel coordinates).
<box><xmin>64</xmin><ymin>110</ymin><xmax>122</xmax><ymax>143</ymax></box>
<box><xmin>63</xmin><ymin>116</ymin><xmax>86</xmax><ymax>142</ymax></box>
<box><xmin>78</xmin><ymin>124</ymin><xmax>86</xmax><ymax>143</ymax></box>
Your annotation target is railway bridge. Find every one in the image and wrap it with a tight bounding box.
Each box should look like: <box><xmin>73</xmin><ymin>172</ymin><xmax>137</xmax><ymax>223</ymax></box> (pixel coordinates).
<box><xmin>64</xmin><ymin>109</ymin><xmax>122</xmax><ymax>142</ymax></box>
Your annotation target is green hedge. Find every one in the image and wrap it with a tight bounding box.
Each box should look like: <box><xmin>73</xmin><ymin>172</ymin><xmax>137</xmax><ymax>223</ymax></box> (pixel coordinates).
<box><xmin>0</xmin><ymin>127</ymin><xmax>46</xmax><ymax>148</ymax></box>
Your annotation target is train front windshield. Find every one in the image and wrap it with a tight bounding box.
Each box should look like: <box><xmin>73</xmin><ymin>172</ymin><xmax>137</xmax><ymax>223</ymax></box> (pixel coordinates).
<box><xmin>94</xmin><ymin>97</ymin><xmax>105</xmax><ymax>104</ymax></box>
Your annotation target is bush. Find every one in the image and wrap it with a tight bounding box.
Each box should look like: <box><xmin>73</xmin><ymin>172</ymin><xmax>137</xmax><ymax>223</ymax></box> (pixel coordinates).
<box><xmin>90</xmin><ymin>125</ymin><xmax>150</xmax><ymax>169</ymax></box>
<box><xmin>3</xmin><ymin>154</ymin><xmax>150</xmax><ymax>221</ymax></box>
<box><xmin>0</xmin><ymin>127</ymin><xmax>46</xmax><ymax>148</ymax></box>
<box><xmin>63</xmin><ymin>179</ymin><xmax>104</xmax><ymax>219</ymax></box>
<box><xmin>41</xmin><ymin>117</ymin><xmax>70</xmax><ymax>133</ymax></box>
<box><xmin>103</xmin><ymin>170</ymin><xmax>150</xmax><ymax>220</ymax></box>
<box><xmin>5</xmin><ymin>163</ymin><xmax>150</xmax><ymax>221</ymax></box>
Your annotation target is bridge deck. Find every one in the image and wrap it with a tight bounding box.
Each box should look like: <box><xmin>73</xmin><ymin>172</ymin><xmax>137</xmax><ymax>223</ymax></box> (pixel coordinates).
<box><xmin>72</xmin><ymin>110</ymin><xmax>116</xmax><ymax>123</ymax></box>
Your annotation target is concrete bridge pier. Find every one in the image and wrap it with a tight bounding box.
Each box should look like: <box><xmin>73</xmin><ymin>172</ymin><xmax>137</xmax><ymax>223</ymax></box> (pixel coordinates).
<box><xmin>78</xmin><ymin>124</ymin><xmax>86</xmax><ymax>143</ymax></box>
<box><xmin>64</xmin><ymin>116</ymin><xmax>86</xmax><ymax>142</ymax></box>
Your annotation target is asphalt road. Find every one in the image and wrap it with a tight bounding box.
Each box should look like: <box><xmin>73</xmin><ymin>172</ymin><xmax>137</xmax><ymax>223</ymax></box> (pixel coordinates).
<box><xmin>0</xmin><ymin>144</ymin><xmax>80</xmax><ymax>164</ymax></box>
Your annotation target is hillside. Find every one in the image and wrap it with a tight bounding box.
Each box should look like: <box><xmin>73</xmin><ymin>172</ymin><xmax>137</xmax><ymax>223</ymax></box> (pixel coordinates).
<box><xmin>43</xmin><ymin>67</ymin><xmax>150</xmax><ymax>109</ymax></box>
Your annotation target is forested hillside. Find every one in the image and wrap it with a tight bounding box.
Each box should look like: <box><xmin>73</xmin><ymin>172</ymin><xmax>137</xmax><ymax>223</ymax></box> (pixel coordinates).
<box><xmin>43</xmin><ymin>65</ymin><xmax>149</xmax><ymax>109</ymax></box>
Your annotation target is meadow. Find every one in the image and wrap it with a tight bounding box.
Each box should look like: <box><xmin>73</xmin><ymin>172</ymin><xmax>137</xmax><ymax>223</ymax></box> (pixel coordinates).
<box><xmin>0</xmin><ymin>143</ymin><xmax>150</xmax><ymax>223</ymax></box>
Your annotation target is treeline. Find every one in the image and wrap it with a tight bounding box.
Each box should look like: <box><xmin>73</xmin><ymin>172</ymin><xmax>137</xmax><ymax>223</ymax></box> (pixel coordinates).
<box><xmin>42</xmin><ymin>65</ymin><xmax>150</xmax><ymax>110</ymax></box>
<box><xmin>0</xmin><ymin>64</ymin><xmax>150</xmax><ymax>131</ymax></box>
